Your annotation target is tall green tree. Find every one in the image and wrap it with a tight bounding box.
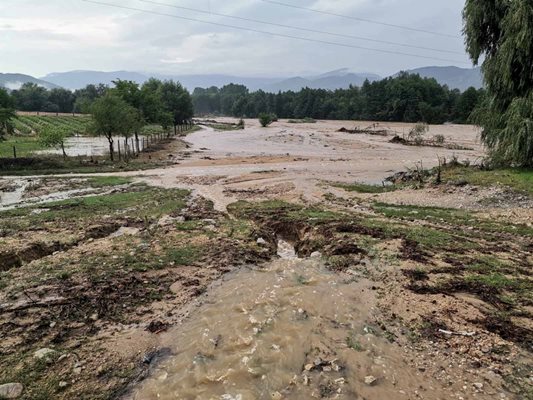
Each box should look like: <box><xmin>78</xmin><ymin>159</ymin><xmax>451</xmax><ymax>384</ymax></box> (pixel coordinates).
<box><xmin>73</xmin><ymin>84</ymin><xmax>108</xmax><ymax>113</ymax></box>
<box><xmin>48</xmin><ymin>88</ymin><xmax>76</xmax><ymax>113</ymax></box>
<box><xmin>11</xmin><ymin>83</ymin><xmax>48</xmax><ymax>111</ymax></box>
<box><xmin>463</xmin><ymin>0</ymin><xmax>533</xmax><ymax>166</ymax></box>
<box><xmin>0</xmin><ymin>88</ymin><xmax>16</xmax><ymax>140</ymax></box>
<box><xmin>159</xmin><ymin>81</ymin><xmax>194</xmax><ymax>134</ymax></box>
<box><xmin>112</xmin><ymin>79</ymin><xmax>145</xmax><ymax>152</ymax></box>
<box><xmin>89</xmin><ymin>94</ymin><xmax>137</xmax><ymax>161</ymax></box>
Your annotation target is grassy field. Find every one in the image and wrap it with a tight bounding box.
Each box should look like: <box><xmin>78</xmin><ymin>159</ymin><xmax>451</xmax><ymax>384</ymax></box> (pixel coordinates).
<box><xmin>12</xmin><ymin>115</ymin><xmax>93</xmax><ymax>136</ymax></box>
<box><xmin>0</xmin><ymin>136</ymin><xmax>43</xmax><ymax>158</ymax></box>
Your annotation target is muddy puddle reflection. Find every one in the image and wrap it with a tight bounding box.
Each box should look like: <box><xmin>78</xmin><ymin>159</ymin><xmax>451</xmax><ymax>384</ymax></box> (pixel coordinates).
<box><xmin>131</xmin><ymin>241</ymin><xmax>446</xmax><ymax>399</ymax></box>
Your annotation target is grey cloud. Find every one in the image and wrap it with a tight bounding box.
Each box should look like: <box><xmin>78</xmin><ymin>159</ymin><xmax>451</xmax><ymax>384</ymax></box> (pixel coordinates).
<box><xmin>0</xmin><ymin>0</ymin><xmax>471</xmax><ymax>78</ymax></box>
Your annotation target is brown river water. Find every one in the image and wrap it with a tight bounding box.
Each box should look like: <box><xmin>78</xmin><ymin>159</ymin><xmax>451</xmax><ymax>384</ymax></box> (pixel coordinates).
<box><xmin>129</xmin><ymin>241</ymin><xmax>453</xmax><ymax>400</ymax></box>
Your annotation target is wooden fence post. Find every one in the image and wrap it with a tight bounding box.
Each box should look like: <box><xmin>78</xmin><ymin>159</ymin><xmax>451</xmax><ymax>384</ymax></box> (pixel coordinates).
<box><xmin>13</xmin><ymin>146</ymin><xmax>17</xmax><ymax>159</ymax></box>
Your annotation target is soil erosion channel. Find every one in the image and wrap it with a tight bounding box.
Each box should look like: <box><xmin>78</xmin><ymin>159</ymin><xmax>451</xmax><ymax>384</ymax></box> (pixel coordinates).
<box><xmin>131</xmin><ymin>241</ymin><xmax>461</xmax><ymax>400</ymax></box>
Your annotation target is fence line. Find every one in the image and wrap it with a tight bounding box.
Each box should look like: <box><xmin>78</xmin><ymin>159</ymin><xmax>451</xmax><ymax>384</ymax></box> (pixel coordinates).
<box><xmin>6</xmin><ymin>123</ymin><xmax>195</xmax><ymax>160</ymax></box>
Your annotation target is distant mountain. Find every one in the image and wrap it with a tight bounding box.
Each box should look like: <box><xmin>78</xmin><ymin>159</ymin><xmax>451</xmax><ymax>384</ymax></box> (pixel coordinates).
<box><xmin>38</xmin><ymin>69</ymin><xmax>380</xmax><ymax>92</ymax></box>
<box><xmin>399</xmin><ymin>66</ymin><xmax>483</xmax><ymax>91</ymax></box>
<box><xmin>0</xmin><ymin>73</ymin><xmax>59</xmax><ymax>91</ymax></box>
<box><xmin>40</xmin><ymin>70</ymin><xmax>281</xmax><ymax>91</ymax></box>
<box><xmin>4</xmin><ymin>66</ymin><xmax>482</xmax><ymax>93</ymax></box>
<box><xmin>41</xmin><ymin>70</ymin><xmax>150</xmax><ymax>90</ymax></box>
<box><xmin>263</xmin><ymin>70</ymin><xmax>381</xmax><ymax>92</ymax></box>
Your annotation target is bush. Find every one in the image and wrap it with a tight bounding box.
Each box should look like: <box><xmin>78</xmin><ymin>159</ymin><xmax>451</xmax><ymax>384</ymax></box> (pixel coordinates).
<box><xmin>433</xmin><ymin>134</ymin><xmax>446</xmax><ymax>144</ymax></box>
<box><xmin>408</xmin><ymin>123</ymin><xmax>429</xmax><ymax>144</ymax></box>
<box><xmin>258</xmin><ymin>113</ymin><xmax>275</xmax><ymax>127</ymax></box>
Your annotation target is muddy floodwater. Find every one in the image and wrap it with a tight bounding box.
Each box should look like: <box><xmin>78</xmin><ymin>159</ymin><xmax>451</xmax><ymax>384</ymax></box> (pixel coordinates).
<box><xmin>36</xmin><ymin>135</ymin><xmax>147</xmax><ymax>157</ymax></box>
<box><xmin>130</xmin><ymin>241</ymin><xmax>452</xmax><ymax>400</ymax></box>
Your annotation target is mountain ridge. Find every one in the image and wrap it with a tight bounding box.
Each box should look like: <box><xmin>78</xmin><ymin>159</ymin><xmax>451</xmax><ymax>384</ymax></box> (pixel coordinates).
<box><xmin>0</xmin><ymin>66</ymin><xmax>482</xmax><ymax>93</ymax></box>
<box><xmin>0</xmin><ymin>73</ymin><xmax>59</xmax><ymax>91</ymax></box>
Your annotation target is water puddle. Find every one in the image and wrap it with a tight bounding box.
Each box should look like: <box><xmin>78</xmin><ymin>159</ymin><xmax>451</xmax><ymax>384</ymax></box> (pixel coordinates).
<box><xmin>130</xmin><ymin>241</ymin><xmax>452</xmax><ymax>400</ymax></box>
<box><xmin>0</xmin><ymin>179</ymin><xmax>29</xmax><ymax>208</ymax></box>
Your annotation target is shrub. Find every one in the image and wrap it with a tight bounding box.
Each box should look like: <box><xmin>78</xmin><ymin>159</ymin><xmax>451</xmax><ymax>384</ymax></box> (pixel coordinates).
<box><xmin>408</xmin><ymin>123</ymin><xmax>429</xmax><ymax>144</ymax></box>
<box><xmin>258</xmin><ymin>113</ymin><xmax>275</xmax><ymax>127</ymax></box>
<box><xmin>433</xmin><ymin>134</ymin><xmax>446</xmax><ymax>144</ymax></box>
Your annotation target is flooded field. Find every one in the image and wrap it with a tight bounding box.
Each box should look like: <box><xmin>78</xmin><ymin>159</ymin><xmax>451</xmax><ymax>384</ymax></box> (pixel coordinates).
<box><xmin>36</xmin><ymin>135</ymin><xmax>147</xmax><ymax>157</ymax></box>
<box><xmin>0</xmin><ymin>120</ymin><xmax>531</xmax><ymax>400</ymax></box>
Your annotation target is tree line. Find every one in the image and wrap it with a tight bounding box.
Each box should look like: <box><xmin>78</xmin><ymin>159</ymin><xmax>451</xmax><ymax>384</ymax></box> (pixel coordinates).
<box><xmin>192</xmin><ymin>73</ymin><xmax>485</xmax><ymax>124</ymax></box>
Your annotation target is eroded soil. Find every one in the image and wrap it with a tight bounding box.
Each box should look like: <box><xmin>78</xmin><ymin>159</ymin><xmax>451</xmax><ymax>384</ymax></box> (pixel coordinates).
<box><xmin>0</xmin><ymin>119</ymin><xmax>531</xmax><ymax>399</ymax></box>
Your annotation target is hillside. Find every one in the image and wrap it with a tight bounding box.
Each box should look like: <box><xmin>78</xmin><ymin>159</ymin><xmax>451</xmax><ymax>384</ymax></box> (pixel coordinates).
<box><xmin>41</xmin><ymin>70</ymin><xmax>150</xmax><ymax>90</ymax></box>
<box><xmin>0</xmin><ymin>73</ymin><xmax>59</xmax><ymax>90</ymax></box>
<box><xmin>401</xmin><ymin>66</ymin><xmax>483</xmax><ymax>91</ymax></box>
<box><xmin>0</xmin><ymin>66</ymin><xmax>483</xmax><ymax>93</ymax></box>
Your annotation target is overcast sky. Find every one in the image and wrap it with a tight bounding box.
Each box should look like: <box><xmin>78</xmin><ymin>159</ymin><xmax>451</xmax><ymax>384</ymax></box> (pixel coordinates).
<box><xmin>0</xmin><ymin>0</ymin><xmax>472</xmax><ymax>78</ymax></box>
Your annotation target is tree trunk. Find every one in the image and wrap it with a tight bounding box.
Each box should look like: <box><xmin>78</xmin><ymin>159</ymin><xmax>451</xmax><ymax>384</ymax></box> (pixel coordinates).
<box><xmin>108</xmin><ymin>137</ymin><xmax>114</xmax><ymax>161</ymax></box>
<box><xmin>61</xmin><ymin>142</ymin><xmax>67</xmax><ymax>160</ymax></box>
<box><xmin>135</xmin><ymin>132</ymin><xmax>140</xmax><ymax>154</ymax></box>
<box><xmin>174</xmin><ymin>124</ymin><xmax>177</xmax><ymax>136</ymax></box>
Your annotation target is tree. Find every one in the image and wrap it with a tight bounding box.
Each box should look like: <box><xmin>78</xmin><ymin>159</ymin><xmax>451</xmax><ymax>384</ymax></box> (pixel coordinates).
<box><xmin>159</xmin><ymin>80</ymin><xmax>194</xmax><ymax>134</ymax></box>
<box><xmin>11</xmin><ymin>83</ymin><xmax>48</xmax><ymax>111</ymax></box>
<box><xmin>73</xmin><ymin>84</ymin><xmax>108</xmax><ymax>113</ymax></box>
<box><xmin>258</xmin><ymin>113</ymin><xmax>274</xmax><ymax>127</ymax></box>
<box><xmin>0</xmin><ymin>88</ymin><xmax>16</xmax><ymax>141</ymax></box>
<box><xmin>112</xmin><ymin>79</ymin><xmax>145</xmax><ymax>152</ymax></box>
<box><xmin>455</xmin><ymin>87</ymin><xmax>483</xmax><ymax>123</ymax></box>
<box><xmin>89</xmin><ymin>94</ymin><xmax>137</xmax><ymax>161</ymax></box>
<box><xmin>463</xmin><ymin>0</ymin><xmax>533</xmax><ymax>166</ymax></box>
<box><xmin>48</xmin><ymin>88</ymin><xmax>75</xmax><ymax>113</ymax></box>
<box><xmin>38</xmin><ymin>125</ymin><xmax>70</xmax><ymax>159</ymax></box>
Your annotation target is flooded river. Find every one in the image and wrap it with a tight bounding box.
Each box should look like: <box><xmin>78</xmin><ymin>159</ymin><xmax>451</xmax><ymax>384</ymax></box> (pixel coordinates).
<box><xmin>130</xmin><ymin>241</ymin><xmax>450</xmax><ymax>400</ymax></box>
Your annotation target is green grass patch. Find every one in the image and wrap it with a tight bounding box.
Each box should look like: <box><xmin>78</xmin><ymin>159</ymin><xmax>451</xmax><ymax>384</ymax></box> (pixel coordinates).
<box><xmin>465</xmin><ymin>273</ymin><xmax>528</xmax><ymax>291</ymax></box>
<box><xmin>467</xmin><ymin>256</ymin><xmax>516</xmax><ymax>274</ymax></box>
<box><xmin>0</xmin><ymin>186</ymin><xmax>189</xmax><ymax>223</ymax></box>
<box><xmin>164</xmin><ymin>246</ymin><xmax>201</xmax><ymax>265</ymax></box>
<box><xmin>0</xmin><ymin>136</ymin><xmax>45</xmax><ymax>157</ymax></box>
<box><xmin>346</xmin><ymin>333</ymin><xmax>364</xmax><ymax>351</ymax></box>
<box><xmin>86</xmin><ymin>176</ymin><xmax>133</xmax><ymax>188</ymax></box>
<box><xmin>334</xmin><ymin>182</ymin><xmax>397</xmax><ymax>194</ymax></box>
<box><xmin>442</xmin><ymin>165</ymin><xmax>533</xmax><ymax>196</ymax></box>
<box><xmin>122</xmin><ymin>244</ymin><xmax>202</xmax><ymax>272</ymax></box>
<box><xmin>372</xmin><ymin>202</ymin><xmax>533</xmax><ymax>238</ymax></box>
<box><xmin>358</xmin><ymin>215</ymin><xmax>476</xmax><ymax>251</ymax></box>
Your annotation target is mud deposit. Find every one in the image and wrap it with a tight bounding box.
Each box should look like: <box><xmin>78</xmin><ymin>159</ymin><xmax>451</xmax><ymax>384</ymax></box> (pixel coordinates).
<box><xmin>131</xmin><ymin>242</ymin><xmax>450</xmax><ymax>400</ymax></box>
<box><xmin>1</xmin><ymin>121</ymin><xmax>531</xmax><ymax>400</ymax></box>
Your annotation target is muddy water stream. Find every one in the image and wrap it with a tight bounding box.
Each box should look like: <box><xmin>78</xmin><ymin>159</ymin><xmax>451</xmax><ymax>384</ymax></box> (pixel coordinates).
<box><xmin>131</xmin><ymin>241</ymin><xmax>451</xmax><ymax>400</ymax></box>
